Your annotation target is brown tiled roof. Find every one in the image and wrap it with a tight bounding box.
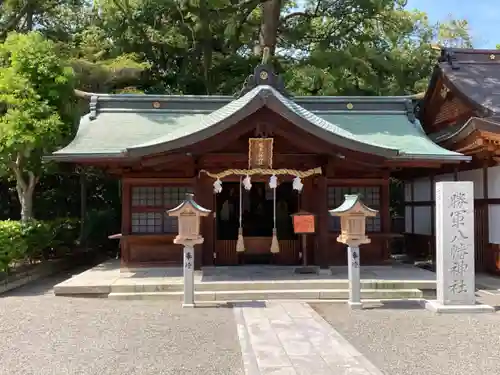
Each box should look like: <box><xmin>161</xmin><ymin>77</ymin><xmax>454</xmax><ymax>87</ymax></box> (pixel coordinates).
<box><xmin>439</xmin><ymin>48</ymin><xmax>500</xmax><ymax>116</ymax></box>
<box><xmin>424</xmin><ymin>48</ymin><xmax>500</xmax><ymax>143</ymax></box>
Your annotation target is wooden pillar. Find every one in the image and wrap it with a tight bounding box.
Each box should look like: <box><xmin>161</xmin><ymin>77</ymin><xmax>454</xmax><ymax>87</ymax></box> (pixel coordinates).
<box><xmin>316</xmin><ymin>176</ymin><xmax>329</xmax><ymax>268</ymax></box>
<box><xmin>79</xmin><ymin>167</ymin><xmax>87</xmax><ymax>248</ymax></box>
<box><xmin>196</xmin><ymin>175</ymin><xmax>214</xmax><ymax>267</ymax></box>
<box><xmin>380</xmin><ymin>179</ymin><xmax>390</xmax><ymax>262</ymax></box>
<box><xmin>430</xmin><ymin>174</ymin><xmax>435</xmax><ymax>235</ymax></box>
<box><xmin>430</xmin><ymin>174</ymin><xmax>436</xmax><ymax>263</ymax></box>
<box><xmin>121</xmin><ymin>179</ymin><xmax>131</xmax><ymax>267</ymax></box>
<box><xmin>410</xmin><ymin>180</ymin><xmax>415</xmax><ymax>234</ymax></box>
<box><xmin>301</xmin><ymin>178</ymin><xmax>314</xmax><ymax>264</ymax></box>
<box><xmin>482</xmin><ymin>163</ymin><xmax>494</xmax><ymax>273</ymax></box>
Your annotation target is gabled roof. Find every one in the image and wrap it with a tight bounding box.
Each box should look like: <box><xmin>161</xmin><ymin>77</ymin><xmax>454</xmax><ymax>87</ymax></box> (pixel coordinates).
<box><xmin>50</xmin><ymin>65</ymin><xmax>467</xmax><ymax>163</ymax></box>
<box><xmin>422</xmin><ymin>48</ymin><xmax>500</xmax><ymax>144</ymax></box>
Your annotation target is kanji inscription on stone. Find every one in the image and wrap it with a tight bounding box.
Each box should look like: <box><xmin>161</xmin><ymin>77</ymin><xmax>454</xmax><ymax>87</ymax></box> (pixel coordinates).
<box><xmin>184</xmin><ymin>250</ymin><xmax>193</xmax><ymax>270</ymax></box>
<box><xmin>351</xmin><ymin>251</ymin><xmax>359</xmax><ymax>268</ymax></box>
<box><xmin>435</xmin><ymin>181</ymin><xmax>475</xmax><ymax>306</ymax></box>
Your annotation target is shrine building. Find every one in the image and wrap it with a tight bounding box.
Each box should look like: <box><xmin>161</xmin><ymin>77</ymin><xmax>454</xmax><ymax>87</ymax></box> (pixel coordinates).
<box><xmin>403</xmin><ymin>47</ymin><xmax>500</xmax><ymax>275</ymax></box>
<box><xmin>50</xmin><ymin>63</ymin><xmax>468</xmax><ymax>269</ymax></box>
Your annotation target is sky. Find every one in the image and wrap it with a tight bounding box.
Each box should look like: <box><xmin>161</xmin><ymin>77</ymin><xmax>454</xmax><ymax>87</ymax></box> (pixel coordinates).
<box><xmin>406</xmin><ymin>0</ymin><xmax>500</xmax><ymax>48</ymax></box>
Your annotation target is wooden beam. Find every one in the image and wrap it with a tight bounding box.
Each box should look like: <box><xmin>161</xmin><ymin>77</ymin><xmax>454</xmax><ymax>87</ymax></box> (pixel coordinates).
<box><xmin>384</xmin><ymin>160</ymin><xmax>445</xmax><ymax>168</ymax></box>
<box><xmin>326</xmin><ymin>178</ymin><xmax>389</xmax><ymax>186</ymax></box>
<box><xmin>122</xmin><ymin>176</ymin><xmax>196</xmax><ymax>184</ymax></box>
<box><xmin>140</xmin><ymin>153</ymin><xmax>192</xmax><ymax>167</ymax></box>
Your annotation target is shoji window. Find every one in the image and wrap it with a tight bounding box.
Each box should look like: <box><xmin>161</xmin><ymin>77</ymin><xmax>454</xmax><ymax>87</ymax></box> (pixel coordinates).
<box><xmin>130</xmin><ymin>186</ymin><xmax>191</xmax><ymax>233</ymax></box>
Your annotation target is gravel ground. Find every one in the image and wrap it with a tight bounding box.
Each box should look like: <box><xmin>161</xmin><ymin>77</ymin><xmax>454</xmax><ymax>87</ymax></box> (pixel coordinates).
<box><xmin>311</xmin><ymin>296</ymin><xmax>500</xmax><ymax>375</ymax></box>
<box><xmin>0</xmin><ymin>271</ymin><xmax>243</xmax><ymax>375</ymax></box>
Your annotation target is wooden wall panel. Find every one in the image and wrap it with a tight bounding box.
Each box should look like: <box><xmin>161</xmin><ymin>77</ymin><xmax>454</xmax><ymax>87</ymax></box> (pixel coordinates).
<box><xmin>122</xmin><ymin>234</ymin><xmax>202</xmax><ymax>268</ymax></box>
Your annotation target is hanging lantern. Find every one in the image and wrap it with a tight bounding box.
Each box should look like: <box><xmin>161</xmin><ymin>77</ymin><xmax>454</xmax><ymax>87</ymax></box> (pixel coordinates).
<box><xmin>292</xmin><ymin>176</ymin><xmax>303</xmax><ymax>192</ymax></box>
<box><xmin>269</xmin><ymin>174</ymin><xmax>278</xmax><ymax>189</ymax></box>
<box><xmin>213</xmin><ymin>178</ymin><xmax>223</xmax><ymax>194</ymax></box>
<box><xmin>243</xmin><ymin>175</ymin><xmax>252</xmax><ymax>191</ymax></box>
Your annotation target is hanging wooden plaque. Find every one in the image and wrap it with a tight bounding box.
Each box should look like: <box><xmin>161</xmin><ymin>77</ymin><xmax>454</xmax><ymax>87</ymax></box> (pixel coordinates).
<box><xmin>248</xmin><ymin>138</ymin><xmax>273</xmax><ymax>169</ymax></box>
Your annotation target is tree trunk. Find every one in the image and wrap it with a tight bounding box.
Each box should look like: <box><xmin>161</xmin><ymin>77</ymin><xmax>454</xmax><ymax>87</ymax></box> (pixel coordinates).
<box><xmin>11</xmin><ymin>154</ymin><xmax>37</xmax><ymax>222</ymax></box>
<box><xmin>259</xmin><ymin>0</ymin><xmax>282</xmax><ymax>55</ymax></box>
<box><xmin>17</xmin><ymin>183</ymin><xmax>34</xmax><ymax>222</ymax></box>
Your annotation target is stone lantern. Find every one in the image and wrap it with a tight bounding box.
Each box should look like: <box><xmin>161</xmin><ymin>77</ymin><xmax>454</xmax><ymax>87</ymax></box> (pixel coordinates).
<box><xmin>329</xmin><ymin>194</ymin><xmax>378</xmax><ymax>309</ymax></box>
<box><xmin>167</xmin><ymin>193</ymin><xmax>211</xmax><ymax>307</ymax></box>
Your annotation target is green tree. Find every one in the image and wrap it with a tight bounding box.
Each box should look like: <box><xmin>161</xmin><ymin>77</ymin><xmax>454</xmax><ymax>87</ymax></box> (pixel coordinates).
<box><xmin>0</xmin><ymin>31</ymin><xmax>77</xmax><ymax>221</ymax></box>
<box><xmin>437</xmin><ymin>17</ymin><xmax>473</xmax><ymax>48</ymax></box>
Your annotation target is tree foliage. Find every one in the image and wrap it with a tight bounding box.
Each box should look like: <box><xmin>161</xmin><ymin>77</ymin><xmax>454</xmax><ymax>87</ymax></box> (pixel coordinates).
<box><xmin>0</xmin><ymin>31</ymin><xmax>77</xmax><ymax>221</ymax></box>
<box><xmin>0</xmin><ymin>0</ymin><xmax>478</xmax><ymax>97</ymax></box>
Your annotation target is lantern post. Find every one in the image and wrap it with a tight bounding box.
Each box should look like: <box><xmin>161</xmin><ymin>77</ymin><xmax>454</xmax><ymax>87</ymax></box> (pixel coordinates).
<box><xmin>329</xmin><ymin>194</ymin><xmax>378</xmax><ymax>310</ymax></box>
<box><xmin>167</xmin><ymin>193</ymin><xmax>211</xmax><ymax>308</ymax></box>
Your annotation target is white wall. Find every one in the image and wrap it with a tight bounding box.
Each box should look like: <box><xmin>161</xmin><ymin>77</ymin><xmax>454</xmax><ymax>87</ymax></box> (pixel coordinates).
<box><xmin>414</xmin><ymin>206</ymin><xmax>432</xmax><ymax>235</ymax></box>
<box><xmin>488</xmin><ymin>165</ymin><xmax>500</xmax><ymax>199</ymax></box>
<box><xmin>404</xmin><ymin>182</ymin><xmax>412</xmax><ymax>203</ymax></box>
<box><xmin>488</xmin><ymin>205</ymin><xmax>500</xmax><ymax>244</ymax></box>
<box><xmin>405</xmin><ymin>206</ymin><xmax>412</xmax><ymax>233</ymax></box>
<box><xmin>458</xmin><ymin>169</ymin><xmax>483</xmax><ymax>199</ymax></box>
<box><xmin>413</xmin><ymin>177</ymin><xmax>431</xmax><ymax>202</ymax></box>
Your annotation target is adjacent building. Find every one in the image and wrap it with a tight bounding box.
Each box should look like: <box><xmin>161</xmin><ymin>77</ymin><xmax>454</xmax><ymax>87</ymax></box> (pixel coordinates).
<box><xmin>404</xmin><ymin>48</ymin><xmax>500</xmax><ymax>274</ymax></box>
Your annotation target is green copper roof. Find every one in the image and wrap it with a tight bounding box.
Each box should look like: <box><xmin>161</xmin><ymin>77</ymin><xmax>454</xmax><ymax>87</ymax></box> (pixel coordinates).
<box><xmin>329</xmin><ymin>194</ymin><xmax>378</xmax><ymax>216</ymax></box>
<box><xmin>50</xmin><ymin>84</ymin><xmax>469</xmax><ymax>162</ymax></box>
<box><xmin>123</xmin><ymin>85</ymin><xmax>397</xmax><ymax>157</ymax></box>
<box><xmin>316</xmin><ymin>113</ymin><xmax>462</xmax><ymax>160</ymax></box>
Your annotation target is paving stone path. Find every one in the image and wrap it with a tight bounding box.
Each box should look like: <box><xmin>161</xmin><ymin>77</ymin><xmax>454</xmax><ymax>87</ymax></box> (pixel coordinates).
<box><xmin>233</xmin><ymin>301</ymin><xmax>383</xmax><ymax>375</ymax></box>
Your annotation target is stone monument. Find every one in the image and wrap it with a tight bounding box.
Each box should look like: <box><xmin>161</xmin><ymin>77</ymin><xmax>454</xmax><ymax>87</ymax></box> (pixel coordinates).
<box><xmin>167</xmin><ymin>193</ymin><xmax>211</xmax><ymax>308</ymax></box>
<box><xmin>329</xmin><ymin>194</ymin><xmax>378</xmax><ymax>310</ymax></box>
<box><xmin>424</xmin><ymin>181</ymin><xmax>494</xmax><ymax>313</ymax></box>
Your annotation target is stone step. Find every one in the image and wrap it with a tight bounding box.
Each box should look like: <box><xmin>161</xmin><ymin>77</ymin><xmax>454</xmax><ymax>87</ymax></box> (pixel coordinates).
<box><xmin>107</xmin><ymin>288</ymin><xmax>423</xmax><ymax>301</ymax></box>
<box><xmin>108</xmin><ymin>279</ymin><xmax>434</xmax><ymax>294</ymax></box>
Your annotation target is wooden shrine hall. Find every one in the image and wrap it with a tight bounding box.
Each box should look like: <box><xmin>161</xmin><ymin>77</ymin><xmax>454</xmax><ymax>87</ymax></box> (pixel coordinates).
<box><xmin>403</xmin><ymin>47</ymin><xmax>500</xmax><ymax>274</ymax></box>
<box><xmin>50</xmin><ymin>63</ymin><xmax>468</xmax><ymax>269</ymax></box>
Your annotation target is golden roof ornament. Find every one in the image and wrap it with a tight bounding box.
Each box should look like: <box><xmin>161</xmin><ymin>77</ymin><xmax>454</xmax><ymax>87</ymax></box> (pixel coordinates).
<box><xmin>261</xmin><ymin>46</ymin><xmax>271</xmax><ymax>64</ymax></box>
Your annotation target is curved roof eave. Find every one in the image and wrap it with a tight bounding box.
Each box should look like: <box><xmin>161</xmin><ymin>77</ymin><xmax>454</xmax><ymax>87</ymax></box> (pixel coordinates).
<box><xmin>124</xmin><ymin>86</ymin><xmax>399</xmax><ymax>158</ymax></box>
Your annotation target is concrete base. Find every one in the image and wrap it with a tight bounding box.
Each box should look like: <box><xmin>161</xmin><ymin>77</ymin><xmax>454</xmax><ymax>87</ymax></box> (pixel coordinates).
<box><xmin>348</xmin><ymin>301</ymin><xmax>363</xmax><ymax>310</ymax></box>
<box><xmin>294</xmin><ymin>266</ymin><xmax>319</xmax><ymax>275</ymax></box>
<box><xmin>423</xmin><ymin>300</ymin><xmax>495</xmax><ymax>314</ymax></box>
<box><xmin>182</xmin><ymin>303</ymin><xmax>195</xmax><ymax>308</ymax></box>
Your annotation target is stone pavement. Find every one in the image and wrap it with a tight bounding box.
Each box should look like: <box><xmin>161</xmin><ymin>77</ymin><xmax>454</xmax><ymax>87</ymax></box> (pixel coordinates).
<box><xmin>313</xmin><ymin>299</ymin><xmax>500</xmax><ymax>375</ymax></box>
<box><xmin>233</xmin><ymin>301</ymin><xmax>383</xmax><ymax>375</ymax></box>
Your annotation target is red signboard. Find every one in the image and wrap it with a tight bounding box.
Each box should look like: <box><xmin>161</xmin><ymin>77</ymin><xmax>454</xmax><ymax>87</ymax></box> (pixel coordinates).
<box><xmin>292</xmin><ymin>215</ymin><xmax>315</xmax><ymax>234</ymax></box>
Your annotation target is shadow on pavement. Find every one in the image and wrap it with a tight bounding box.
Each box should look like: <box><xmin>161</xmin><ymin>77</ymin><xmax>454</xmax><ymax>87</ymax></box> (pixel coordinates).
<box><xmin>363</xmin><ymin>300</ymin><xmax>424</xmax><ymax>310</ymax></box>
<box><xmin>1</xmin><ymin>264</ymin><xmax>97</xmax><ymax>298</ymax></box>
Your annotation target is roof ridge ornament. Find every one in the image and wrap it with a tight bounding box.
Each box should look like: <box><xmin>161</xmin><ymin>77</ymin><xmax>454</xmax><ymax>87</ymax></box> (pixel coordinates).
<box><xmin>235</xmin><ymin>62</ymin><xmax>290</xmax><ymax>98</ymax></box>
<box><xmin>404</xmin><ymin>99</ymin><xmax>416</xmax><ymax>123</ymax></box>
<box><xmin>439</xmin><ymin>48</ymin><xmax>460</xmax><ymax>70</ymax></box>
